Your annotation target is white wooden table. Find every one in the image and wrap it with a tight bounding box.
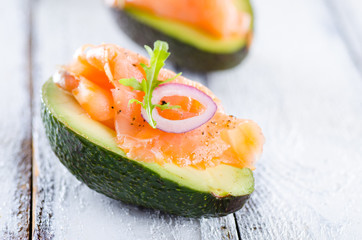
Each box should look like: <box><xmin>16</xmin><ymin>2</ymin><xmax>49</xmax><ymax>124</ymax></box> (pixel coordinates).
<box><xmin>1</xmin><ymin>0</ymin><xmax>362</xmax><ymax>239</ymax></box>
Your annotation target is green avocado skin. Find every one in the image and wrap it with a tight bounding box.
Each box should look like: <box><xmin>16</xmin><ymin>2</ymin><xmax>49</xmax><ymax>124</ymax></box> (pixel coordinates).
<box><xmin>41</xmin><ymin>101</ymin><xmax>250</xmax><ymax>218</ymax></box>
<box><xmin>113</xmin><ymin>10</ymin><xmax>248</xmax><ymax>72</ymax></box>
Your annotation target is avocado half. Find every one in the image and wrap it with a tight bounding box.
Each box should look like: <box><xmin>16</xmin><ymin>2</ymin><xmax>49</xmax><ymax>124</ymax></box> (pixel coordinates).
<box><xmin>41</xmin><ymin>79</ymin><xmax>254</xmax><ymax>217</ymax></box>
<box><xmin>112</xmin><ymin>1</ymin><xmax>253</xmax><ymax>71</ymax></box>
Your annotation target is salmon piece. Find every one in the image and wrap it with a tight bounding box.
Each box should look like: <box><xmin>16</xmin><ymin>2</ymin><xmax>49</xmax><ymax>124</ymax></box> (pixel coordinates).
<box><xmin>158</xmin><ymin>96</ymin><xmax>205</xmax><ymax>120</ymax></box>
<box><xmin>53</xmin><ymin>69</ymin><xmax>79</xmax><ymax>92</ymax></box>
<box><xmin>57</xmin><ymin>44</ymin><xmax>264</xmax><ymax>169</ymax></box>
<box><xmin>122</xmin><ymin>0</ymin><xmax>251</xmax><ymax>38</ymax></box>
<box><xmin>72</xmin><ymin>77</ymin><xmax>114</xmax><ymax>123</ymax></box>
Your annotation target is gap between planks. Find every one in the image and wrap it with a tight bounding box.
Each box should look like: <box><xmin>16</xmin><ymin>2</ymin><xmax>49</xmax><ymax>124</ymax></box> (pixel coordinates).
<box><xmin>27</xmin><ymin>0</ymin><xmax>34</xmax><ymax>239</ymax></box>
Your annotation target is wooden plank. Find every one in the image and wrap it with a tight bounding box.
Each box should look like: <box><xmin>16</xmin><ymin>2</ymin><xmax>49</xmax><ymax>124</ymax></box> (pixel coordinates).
<box><xmin>325</xmin><ymin>0</ymin><xmax>362</xmax><ymax>75</ymax></box>
<box><xmin>177</xmin><ymin>70</ymin><xmax>240</xmax><ymax>240</ymax></box>
<box><xmin>200</xmin><ymin>216</ymin><xmax>239</xmax><ymax>240</ymax></box>
<box><xmin>31</xmin><ymin>0</ymin><xmax>209</xmax><ymax>239</ymax></box>
<box><xmin>206</xmin><ymin>0</ymin><xmax>362</xmax><ymax>238</ymax></box>
<box><xmin>0</xmin><ymin>0</ymin><xmax>32</xmax><ymax>239</ymax></box>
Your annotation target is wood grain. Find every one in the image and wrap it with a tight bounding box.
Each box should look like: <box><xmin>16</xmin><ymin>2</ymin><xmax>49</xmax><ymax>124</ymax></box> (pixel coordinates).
<box><xmin>207</xmin><ymin>0</ymin><xmax>362</xmax><ymax>239</ymax></box>
<box><xmin>200</xmin><ymin>216</ymin><xmax>239</xmax><ymax>240</ymax></box>
<box><xmin>325</xmin><ymin>0</ymin><xmax>362</xmax><ymax>75</ymax></box>
<box><xmin>0</xmin><ymin>0</ymin><xmax>32</xmax><ymax>239</ymax></box>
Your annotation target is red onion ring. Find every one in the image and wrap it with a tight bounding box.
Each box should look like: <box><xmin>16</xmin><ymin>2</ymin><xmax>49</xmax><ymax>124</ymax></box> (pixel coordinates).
<box><xmin>141</xmin><ymin>83</ymin><xmax>217</xmax><ymax>133</ymax></box>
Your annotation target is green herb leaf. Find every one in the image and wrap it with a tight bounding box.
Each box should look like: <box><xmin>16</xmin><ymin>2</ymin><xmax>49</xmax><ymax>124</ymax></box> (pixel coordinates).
<box><xmin>155</xmin><ymin>102</ymin><xmax>181</xmax><ymax>111</ymax></box>
<box><xmin>128</xmin><ymin>99</ymin><xmax>143</xmax><ymax>107</ymax></box>
<box><xmin>161</xmin><ymin>72</ymin><xmax>182</xmax><ymax>85</ymax></box>
<box><xmin>118</xmin><ymin>40</ymin><xmax>182</xmax><ymax>128</ymax></box>
<box><xmin>119</xmin><ymin>78</ymin><xmax>142</xmax><ymax>91</ymax></box>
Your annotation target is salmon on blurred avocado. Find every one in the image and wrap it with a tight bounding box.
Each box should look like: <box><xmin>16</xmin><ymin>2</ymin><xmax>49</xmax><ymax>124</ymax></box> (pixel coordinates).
<box><xmin>108</xmin><ymin>0</ymin><xmax>254</xmax><ymax>71</ymax></box>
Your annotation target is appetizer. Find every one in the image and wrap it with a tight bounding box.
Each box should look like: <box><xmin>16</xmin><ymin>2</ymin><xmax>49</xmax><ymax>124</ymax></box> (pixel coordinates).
<box><xmin>41</xmin><ymin>41</ymin><xmax>264</xmax><ymax>217</ymax></box>
<box><xmin>109</xmin><ymin>0</ymin><xmax>253</xmax><ymax>71</ymax></box>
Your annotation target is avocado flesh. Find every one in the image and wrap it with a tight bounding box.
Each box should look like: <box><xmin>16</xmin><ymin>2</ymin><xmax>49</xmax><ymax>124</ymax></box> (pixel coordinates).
<box><xmin>113</xmin><ymin>0</ymin><xmax>253</xmax><ymax>71</ymax></box>
<box><xmin>125</xmin><ymin>8</ymin><xmax>248</xmax><ymax>54</ymax></box>
<box><xmin>41</xmin><ymin>79</ymin><xmax>254</xmax><ymax>217</ymax></box>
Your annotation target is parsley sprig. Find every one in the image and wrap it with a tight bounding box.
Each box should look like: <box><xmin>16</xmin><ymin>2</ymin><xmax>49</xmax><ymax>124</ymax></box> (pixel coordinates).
<box><xmin>119</xmin><ymin>41</ymin><xmax>181</xmax><ymax>128</ymax></box>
